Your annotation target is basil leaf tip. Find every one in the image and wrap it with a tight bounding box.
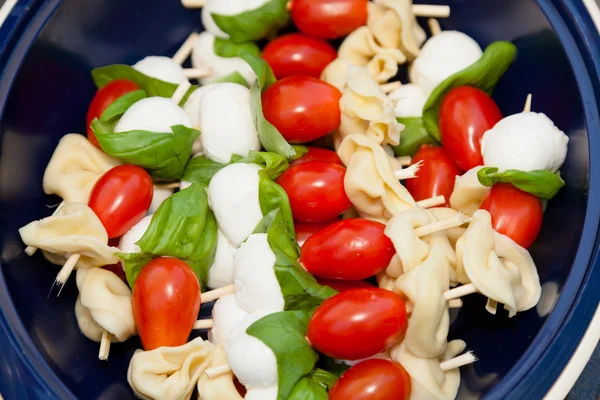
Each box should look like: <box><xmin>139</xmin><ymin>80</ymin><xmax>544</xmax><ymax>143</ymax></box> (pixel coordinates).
<box><xmin>477</xmin><ymin>166</ymin><xmax>565</xmax><ymax>199</ymax></box>
<box><xmin>213</xmin><ymin>36</ymin><xmax>261</xmax><ymax>59</ymax></box>
<box><xmin>393</xmin><ymin>116</ymin><xmax>439</xmax><ymax>157</ymax></box>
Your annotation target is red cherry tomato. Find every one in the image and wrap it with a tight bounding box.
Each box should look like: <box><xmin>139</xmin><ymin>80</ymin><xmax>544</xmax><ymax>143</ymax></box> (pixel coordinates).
<box><xmin>291</xmin><ymin>147</ymin><xmax>344</xmax><ymax>167</ymax></box>
<box><xmin>307</xmin><ymin>288</ymin><xmax>407</xmax><ymax>360</ymax></box>
<box><xmin>439</xmin><ymin>86</ymin><xmax>503</xmax><ymax>171</ymax></box>
<box><xmin>262</xmin><ymin>76</ymin><xmax>341</xmax><ymax>143</ymax></box>
<box><xmin>479</xmin><ymin>183</ymin><xmax>543</xmax><ymax>248</ymax></box>
<box><xmin>277</xmin><ymin>161</ymin><xmax>351</xmax><ymax>222</ymax></box>
<box><xmin>405</xmin><ymin>145</ymin><xmax>461</xmax><ymax>204</ymax></box>
<box><xmin>290</xmin><ymin>0</ymin><xmax>369</xmax><ymax>39</ymax></box>
<box><xmin>88</xmin><ymin>165</ymin><xmax>153</xmax><ymax>238</ymax></box>
<box><xmin>316</xmin><ymin>277</ymin><xmax>375</xmax><ymax>292</ymax></box>
<box><xmin>86</xmin><ymin>80</ymin><xmax>140</xmax><ymax>147</ymax></box>
<box><xmin>132</xmin><ymin>257</ymin><xmax>201</xmax><ymax>350</ymax></box>
<box><xmin>295</xmin><ymin>219</ymin><xmax>338</xmax><ymax>247</ymax></box>
<box><xmin>263</xmin><ymin>33</ymin><xmax>337</xmax><ymax>79</ymax></box>
<box><xmin>329</xmin><ymin>359</ymin><xmax>411</xmax><ymax>400</ymax></box>
<box><xmin>102</xmin><ymin>263</ymin><xmax>127</xmax><ymax>283</ymax></box>
<box><xmin>300</xmin><ymin>219</ymin><xmax>395</xmax><ymax>280</ymax></box>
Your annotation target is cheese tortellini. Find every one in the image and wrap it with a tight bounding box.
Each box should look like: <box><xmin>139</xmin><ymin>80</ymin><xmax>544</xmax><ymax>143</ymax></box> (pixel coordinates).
<box><xmin>42</xmin><ymin>134</ymin><xmax>121</xmax><ymax>204</ymax></box>
<box><xmin>456</xmin><ymin>210</ymin><xmax>542</xmax><ymax>317</ymax></box>
<box><xmin>197</xmin><ymin>345</ymin><xmax>243</xmax><ymax>400</ymax></box>
<box><xmin>19</xmin><ymin>203</ymin><xmax>119</xmax><ymax>270</ymax></box>
<box><xmin>449</xmin><ymin>167</ymin><xmax>490</xmax><ymax>216</ymax></box>
<box><xmin>338</xmin><ymin>134</ymin><xmax>416</xmax><ymax>221</ymax></box>
<box><xmin>76</xmin><ymin>268</ymin><xmax>136</xmax><ymax>342</ymax></box>
<box><xmin>128</xmin><ymin>337</ymin><xmax>215</xmax><ymax>400</ymax></box>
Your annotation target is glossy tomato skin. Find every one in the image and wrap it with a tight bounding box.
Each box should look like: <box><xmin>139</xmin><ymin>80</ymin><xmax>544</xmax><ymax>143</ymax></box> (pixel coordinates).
<box><xmin>277</xmin><ymin>161</ymin><xmax>351</xmax><ymax>222</ymax></box>
<box><xmin>405</xmin><ymin>145</ymin><xmax>461</xmax><ymax>204</ymax></box>
<box><xmin>300</xmin><ymin>219</ymin><xmax>395</xmax><ymax>280</ymax></box>
<box><xmin>290</xmin><ymin>147</ymin><xmax>344</xmax><ymax>167</ymax></box>
<box><xmin>439</xmin><ymin>86</ymin><xmax>503</xmax><ymax>171</ymax></box>
<box><xmin>316</xmin><ymin>277</ymin><xmax>375</xmax><ymax>292</ymax></box>
<box><xmin>132</xmin><ymin>257</ymin><xmax>201</xmax><ymax>350</ymax></box>
<box><xmin>290</xmin><ymin>0</ymin><xmax>369</xmax><ymax>39</ymax></box>
<box><xmin>88</xmin><ymin>165</ymin><xmax>153</xmax><ymax>238</ymax></box>
<box><xmin>262</xmin><ymin>76</ymin><xmax>341</xmax><ymax>143</ymax></box>
<box><xmin>295</xmin><ymin>219</ymin><xmax>338</xmax><ymax>247</ymax></box>
<box><xmin>263</xmin><ymin>33</ymin><xmax>337</xmax><ymax>79</ymax></box>
<box><xmin>307</xmin><ymin>288</ymin><xmax>407</xmax><ymax>360</ymax></box>
<box><xmin>329</xmin><ymin>359</ymin><xmax>411</xmax><ymax>400</ymax></box>
<box><xmin>479</xmin><ymin>183</ymin><xmax>543</xmax><ymax>248</ymax></box>
<box><xmin>86</xmin><ymin>80</ymin><xmax>140</xmax><ymax>147</ymax></box>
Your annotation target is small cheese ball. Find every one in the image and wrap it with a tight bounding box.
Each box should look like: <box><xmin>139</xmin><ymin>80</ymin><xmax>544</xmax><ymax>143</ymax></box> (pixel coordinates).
<box><xmin>202</xmin><ymin>0</ymin><xmax>270</xmax><ymax>39</ymax></box>
<box><xmin>207</xmin><ymin>229</ymin><xmax>238</xmax><ymax>289</ymax></box>
<box><xmin>148</xmin><ymin>186</ymin><xmax>173</xmax><ymax>215</ymax></box>
<box><xmin>192</xmin><ymin>32</ymin><xmax>256</xmax><ymax>86</ymax></box>
<box><xmin>227</xmin><ymin>309</ymin><xmax>279</xmax><ymax>389</ymax></box>
<box><xmin>209</xmin><ymin>293</ymin><xmax>249</xmax><ymax>351</ymax></box>
<box><xmin>208</xmin><ymin>163</ymin><xmax>264</xmax><ymax>247</ymax></box>
<box><xmin>410</xmin><ymin>31</ymin><xmax>483</xmax><ymax>97</ymax></box>
<box><xmin>114</xmin><ymin>97</ymin><xmax>192</xmax><ymax>133</ymax></box>
<box><xmin>199</xmin><ymin>83</ymin><xmax>261</xmax><ymax>163</ymax></box>
<box><xmin>481</xmin><ymin>112</ymin><xmax>569</xmax><ymax>172</ymax></box>
<box><xmin>388</xmin><ymin>84</ymin><xmax>428</xmax><ymax>118</ymax></box>
<box><xmin>183</xmin><ymin>84</ymin><xmax>218</xmax><ymax>128</ymax></box>
<box><xmin>119</xmin><ymin>215</ymin><xmax>153</xmax><ymax>254</ymax></box>
<box><xmin>133</xmin><ymin>56</ymin><xmax>187</xmax><ymax>85</ymax></box>
<box><xmin>233</xmin><ymin>233</ymin><xmax>284</xmax><ymax>313</ymax></box>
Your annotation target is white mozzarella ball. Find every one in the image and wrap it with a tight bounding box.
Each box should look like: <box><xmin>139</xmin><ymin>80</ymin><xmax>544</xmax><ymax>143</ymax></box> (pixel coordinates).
<box><xmin>180</xmin><ymin>180</ymin><xmax>192</xmax><ymax>191</ymax></box>
<box><xmin>119</xmin><ymin>215</ymin><xmax>153</xmax><ymax>254</ymax></box>
<box><xmin>481</xmin><ymin>112</ymin><xmax>569</xmax><ymax>172</ymax></box>
<box><xmin>388</xmin><ymin>84</ymin><xmax>427</xmax><ymax>118</ymax></box>
<box><xmin>208</xmin><ymin>163</ymin><xmax>263</xmax><ymax>247</ymax></box>
<box><xmin>200</xmin><ymin>83</ymin><xmax>261</xmax><ymax>164</ymax></box>
<box><xmin>133</xmin><ymin>56</ymin><xmax>187</xmax><ymax>85</ymax></box>
<box><xmin>209</xmin><ymin>293</ymin><xmax>249</xmax><ymax>350</ymax></box>
<box><xmin>202</xmin><ymin>0</ymin><xmax>270</xmax><ymax>39</ymax></box>
<box><xmin>410</xmin><ymin>31</ymin><xmax>483</xmax><ymax>97</ymax></box>
<box><xmin>115</xmin><ymin>97</ymin><xmax>192</xmax><ymax>133</ymax></box>
<box><xmin>227</xmin><ymin>309</ymin><xmax>279</xmax><ymax>388</ymax></box>
<box><xmin>207</xmin><ymin>230</ymin><xmax>238</xmax><ymax>289</ymax></box>
<box><xmin>192</xmin><ymin>32</ymin><xmax>257</xmax><ymax>86</ymax></box>
<box><xmin>183</xmin><ymin>83</ymin><xmax>219</xmax><ymax>129</ymax></box>
<box><xmin>245</xmin><ymin>386</ymin><xmax>278</xmax><ymax>400</ymax></box>
<box><xmin>233</xmin><ymin>234</ymin><xmax>284</xmax><ymax>313</ymax></box>
<box><xmin>148</xmin><ymin>186</ymin><xmax>173</xmax><ymax>215</ymax></box>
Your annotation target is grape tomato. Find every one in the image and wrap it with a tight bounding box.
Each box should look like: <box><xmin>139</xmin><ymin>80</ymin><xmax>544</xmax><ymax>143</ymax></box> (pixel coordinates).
<box><xmin>405</xmin><ymin>145</ymin><xmax>461</xmax><ymax>204</ymax></box>
<box><xmin>307</xmin><ymin>288</ymin><xmax>407</xmax><ymax>360</ymax></box>
<box><xmin>295</xmin><ymin>219</ymin><xmax>338</xmax><ymax>247</ymax></box>
<box><xmin>263</xmin><ymin>33</ymin><xmax>337</xmax><ymax>79</ymax></box>
<box><xmin>290</xmin><ymin>0</ymin><xmax>369</xmax><ymax>39</ymax></box>
<box><xmin>290</xmin><ymin>147</ymin><xmax>344</xmax><ymax>167</ymax></box>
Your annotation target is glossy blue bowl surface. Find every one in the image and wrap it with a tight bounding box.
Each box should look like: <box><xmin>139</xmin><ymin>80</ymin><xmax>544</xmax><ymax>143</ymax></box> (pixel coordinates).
<box><xmin>0</xmin><ymin>1</ymin><xmax>599</xmax><ymax>399</ymax></box>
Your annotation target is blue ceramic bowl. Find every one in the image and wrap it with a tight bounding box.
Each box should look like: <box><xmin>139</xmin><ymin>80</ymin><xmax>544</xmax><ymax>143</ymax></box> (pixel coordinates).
<box><xmin>1</xmin><ymin>0</ymin><xmax>599</xmax><ymax>399</ymax></box>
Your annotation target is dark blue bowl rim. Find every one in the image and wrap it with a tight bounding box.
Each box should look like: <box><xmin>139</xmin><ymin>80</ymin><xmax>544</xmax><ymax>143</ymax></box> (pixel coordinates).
<box><xmin>0</xmin><ymin>0</ymin><xmax>599</xmax><ymax>399</ymax></box>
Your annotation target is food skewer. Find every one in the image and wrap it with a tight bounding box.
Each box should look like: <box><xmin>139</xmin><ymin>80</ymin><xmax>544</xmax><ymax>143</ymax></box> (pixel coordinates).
<box><xmin>193</xmin><ymin>319</ymin><xmax>214</xmax><ymax>330</ymax></box>
<box><xmin>428</xmin><ymin>18</ymin><xmax>442</xmax><ymax>36</ymax></box>
<box><xmin>99</xmin><ymin>330</ymin><xmax>112</xmax><ymax>361</ymax></box>
<box><xmin>154</xmin><ymin>182</ymin><xmax>181</xmax><ymax>190</ymax></box>
<box><xmin>183</xmin><ymin>67</ymin><xmax>212</xmax><ymax>80</ymax></box>
<box><xmin>54</xmin><ymin>253</ymin><xmax>81</xmax><ymax>295</ymax></box>
<box><xmin>443</xmin><ymin>283</ymin><xmax>477</xmax><ymax>301</ymax></box>
<box><xmin>202</xmin><ymin>284</ymin><xmax>235</xmax><ymax>303</ymax></box>
<box><xmin>171</xmin><ymin>80</ymin><xmax>192</xmax><ymax>105</ymax></box>
<box><xmin>181</xmin><ymin>0</ymin><xmax>451</xmax><ymax>19</ymax></box>
<box><xmin>173</xmin><ymin>32</ymin><xmax>199</xmax><ymax>65</ymax></box>
<box><xmin>25</xmin><ymin>201</ymin><xmax>65</xmax><ymax>256</ymax></box>
<box><xmin>523</xmin><ymin>93</ymin><xmax>532</xmax><ymax>112</ymax></box>
<box><xmin>394</xmin><ymin>160</ymin><xmax>423</xmax><ymax>180</ymax></box>
<box><xmin>203</xmin><ymin>348</ymin><xmax>476</xmax><ymax>379</ymax></box>
<box><xmin>416</xmin><ymin>195</ymin><xmax>446</xmax><ymax>209</ymax></box>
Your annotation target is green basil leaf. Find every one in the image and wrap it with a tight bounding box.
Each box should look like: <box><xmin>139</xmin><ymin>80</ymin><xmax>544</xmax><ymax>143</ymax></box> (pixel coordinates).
<box><xmin>249</xmin><ymin>84</ymin><xmax>297</xmax><ymax>159</ymax></box>
<box><xmin>393</xmin><ymin>117</ymin><xmax>439</xmax><ymax>157</ymax></box>
<box><xmin>100</xmin><ymin>90</ymin><xmax>147</xmax><ymax>122</ymax></box>
<box><xmin>288</xmin><ymin>376</ymin><xmax>329</xmax><ymax>400</ymax></box>
<box><xmin>247</xmin><ymin>310</ymin><xmax>318</xmax><ymax>400</ymax></box>
<box><xmin>309</xmin><ymin>369</ymin><xmax>339</xmax><ymax>391</ymax></box>
<box><xmin>182</xmin><ymin>156</ymin><xmax>226</xmax><ymax>187</ymax></box>
<box><xmin>239</xmin><ymin>51</ymin><xmax>277</xmax><ymax>90</ymax></box>
<box><xmin>213</xmin><ymin>37</ymin><xmax>261</xmax><ymax>58</ymax></box>
<box><xmin>232</xmin><ymin>151</ymin><xmax>289</xmax><ymax>180</ymax></box>
<box><xmin>91</xmin><ymin>64</ymin><xmax>197</xmax><ymax>105</ymax></box>
<box><xmin>92</xmin><ymin>120</ymin><xmax>199</xmax><ymax>181</ymax></box>
<box><xmin>423</xmin><ymin>41</ymin><xmax>517</xmax><ymax>141</ymax></box>
<box><xmin>477</xmin><ymin>167</ymin><xmax>565</xmax><ymax>200</ymax></box>
<box><xmin>254</xmin><ymin>209</ymin><xmax>336</xmax><ymax>311</ymax></box>
<box><xmin>258</xmin><ymin>172</ymin><xmax>295</xmax><ymax>239</ymax></box>
<box><xmin>291</xmin><ymin>145</ymin><xmax>309</xmax><ymax>160</ymax></box>
<box><xmin>118</xmin><ymin>252</ymin><xmax>155</xmax><ymax>288</ymax></box>
<box><xmin>136</xmin><ymin>184</ymin><xmax>218</xmax><ymax>287</ymax></box>
<box><xmin>212</xmin><ymin>0</ymin><xmax>290</xmax><ymax>44</ymax></box>
<box><xmin>214</xmin><ymin>71</ymin><xmax>250</xmax><ymax>87</ymax></box>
